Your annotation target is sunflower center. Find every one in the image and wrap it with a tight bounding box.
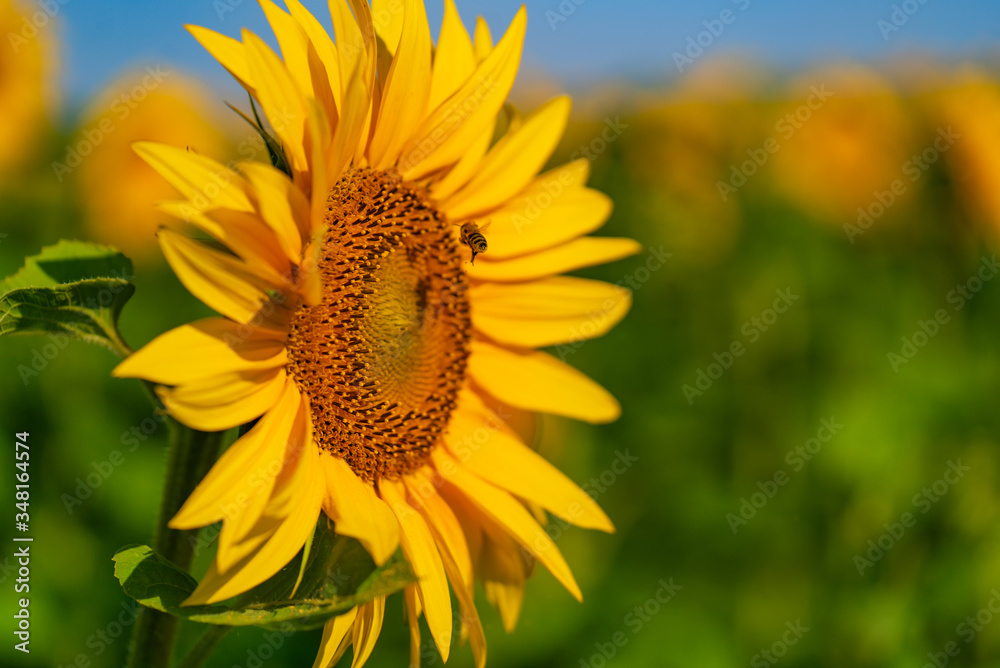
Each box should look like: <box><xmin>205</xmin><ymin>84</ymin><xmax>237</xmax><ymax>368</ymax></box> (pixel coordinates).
<box><xmin>285</xmin><ymin>168</ymin><xmax>471</xmax><ymax>482</ymax></box>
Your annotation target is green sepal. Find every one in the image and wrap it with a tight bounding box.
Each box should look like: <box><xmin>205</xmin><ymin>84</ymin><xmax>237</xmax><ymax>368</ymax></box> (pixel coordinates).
<box><xmin>226</xmin><ymin>94</ymin><xmax>292</xmax><ymax>177</ymax></box>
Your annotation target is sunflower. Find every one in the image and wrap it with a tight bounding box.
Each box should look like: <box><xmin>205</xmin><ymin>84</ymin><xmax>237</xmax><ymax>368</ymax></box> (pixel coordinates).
<box><xmin>931</xmin><ymin>68</ymin><xmax>1000</xmax><ymax>241</ymax></box>
<box><xmin>769</xmin><ymin>65</ymin><xmax>914</xmax><ymax>225</ymax></box>
<box><xmin>76</xmin><ymin>72</ymin><xmax>232</xmax><ymax>261</ymax></box>
<box><xmin>114</xmin><ymin>1</ymin><xmax>638</xmax><ymax>665</ymax></box>
<box><xmin>0</xmin><ymin>0</ymin><xmax>57</xmax><ymax>179</ymax></box>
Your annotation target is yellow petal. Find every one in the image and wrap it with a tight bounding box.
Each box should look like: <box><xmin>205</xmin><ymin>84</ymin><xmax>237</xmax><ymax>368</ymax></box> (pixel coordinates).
<box><xmin>459</xmin><ymin>157</ymin><xmax>601</xmax><ymax>263</ymax></box>
<box><xmin>285</xmin><ymin>0</ymin><xmax>342</xmax><ymax>108</ymax></box>
<box><xmin>456</xmin><ymin>579</ymin><xmax>487</xmax><ymax>668</ymax></box>
<box><xmin>351</xmin><ymin>597</ymin><xmax>386</xmax><ymax>668</ymax></box>
<box><xmin>170</xmin><ymin>379</ymin><xmax>303</xmax><ymax>529</ymax></box>
<box><xmin>186</xmin><ymin>25</ymin><xmax>255</xmax><ymax>93</ymax></box>
<box><xmin>300</xmin><ymin>100</ymin><xmax>331</xmax><ymax>307</ymax></box>
<box><xmin>473</xmin><ymin>16</ymin><xmax>492</xmax><ymax>62</ymax></box>
<box><xmin>369</xmin><ymin>0</ymin><xmax>431</xmax><ymax>169</ymax></box>
<box><xmin>468</xmin><ymin>341</ymin><xmax>621</xmax><ymax>423</ymax></box>
<box><xmin>379</xmin><ymin>479</ymin><xmax>452</xmax><ymax>662</ymax></box>
<box><xmin>480</xmin><ymin>508</ymin><xmax>530</xmax><ymax>632</ymax></box>
<box><xmin>372</xmin><ymin>0</ymin><xmax>405</xmax><ymax>55</ymax></box>
<box><xmin>157</xmin><ymin>201</ymin><xmax>292</xmax><ymax>279</ymax></box>
<box><xmin>479</xmin><ymin>395</ymin><xmax>540</xmax><ymax>454</ymax></box>
<box><xmin>133</xmin><ymin>142</ymin><xmax>253</xmax><ymax>212</ymax></box>
<box><xmin>185</xmin><ymin>441</ymin><xmax>322</xmax><ymax>604</ymax></box>
<box><xmin>481</xmin><ymin>187</ymin><xmax>613</xmax><ymax>260</ymax></box>
<box><xmin>305</xmin><ymin>99</ymin><xmax>332</xmax><ymax>236</ymax></box>
<box><xmin>313</xmin><ymin>608</ymin><xmax>358</xmax><ymax>668</ymax></box>
<box><xmin>432</xmin><ymin>449</ymin><xmax>582</xmax><ymax>601</ymax></box>
<box><xmin>404</xmin><ymin>471</ymin><xmax>487</xmax><ymax>668</ymax></box>
<box><xmin>239</xmin><ymin>161</ymin><xmax>309</xmax><ymax>262</ymax></box>
<box><xmin>499</xmin><ymin>101</ymin><xmax>523</xmax><ymax>135</ymax></box>
<box><xmin>340</xmin><ymin>0</ymin><xmax>377</xmax><ymax>83</ymax></box>
<box><xmin>399</xmin><ymin>8</ymin><xmax>525</xmax><ymax>179</ymax></box>
<box><xmin>467</xmin><ymin>237</ymin><xmax>640</xmax><ymax>282</ymax></box>
<box><xmin>484</xmin><ymin>579</ymin><xmax>524</xmax><ymax>633</ymax></box>
<box><xmin>243</xmin><ymin>29</ymin><xmax>310</xmax><ymax>176</ymax></box>
<box><xmin>320</xmin><ymin>456</ymin><xmax>400</xmax><ymax>565</ymax></box>
<box><xmin>471</xmin><ymin>276</ymin><xmax>631</xmax><ymax>348</ymax></box>
<box><xmin>350</xmin><ymin>0</ymin><xmax>381</xmax><ymax>163</ymax></box>
<box><xmin>158</xmin><ymin>228</ymin><xmax>288</xmax><ymax>326</ymax></box>
<box><xmin>372</xmin><ymin>35</ymin><xmax>392</xmax><ymax>119</ymax></box>
<box><xmin>113</xmin><ymin>317</ymin><xmax>285</xmax><ymax>385</ymax></box>
<box><xmin>518</xmin><ymin>157</ymin><xmax>592</xmax><ymax>195</ymax></box>
<box><xmin>338</xmin><ymin>0</ymin><xmax>378</xmax><ymax>166</ymax></box>
<box><xmin>403</xmin><ymin>586</ymin><xmax>421</xmax><ymax>668</ymax></box>
<box><xmin>328</xmin><ymin>0</ymin><xmax>371</xmax><ymax>104</ymax></box>
<box><xmin>265</xmin><ymin>5</ymin><xmax>336</xmax><ymax>136</ymax></box>
<box><xmin>442</xmin><ymin>96</ymin><xmax>571</xmax><ymax>220</ymax></box>
<box><xmin>404</xmin><ymin>470</ymin><xmax>473</xmax><ymax>590</ymax></box>
<box><xmin>428</xmin><ymin>0</ymin><xmax>475</xmax><ymax>112</ymax></box>
<box><xmin>444</xmin><ymin>486</ymin><xmax>483</xmax><ymax>567</ymax></box>
<box><xmin>446</xmin><ymin>390</ymin><xmax>614</xmax><ymax>532</ymax></box>
<box><xmin>259</xmin><ymin>0</ymin><xmax>314</xmax><ymax>99</ymax></box>
<box><xmin>328</xmin><ymin>56</ymin><xmax>371</xmax><ymax>181</ymax></box>
<box><xmin>428</xmin><ymin>122</ymin><xmax>493</xmax><ymax>202</ymax></box>
<box><xmin>158</xmin><ymin>367</ymin><xmax>288</xmax><ymax>432</ymax></box>
<box><xmin>305</xmin><ymin>41</ymin><xmax>340</xmax><ymax>148</ymax></box>
<box><xmin>442</xmin><ymin>489</ymin><xmax>527</xmax><ymax>631</ymax></box>
<box><xmin>546</xmin><ymin>157</ymin><xmax>591</xmax><ymax>187</ymax></box>
<box><xmin>257</xmin><ymin>9</ymin><xmax>338</xmax><ymax>149</ymax></box>
<box><xmin>163</xmin><ymin>368</ymin><xmax>283</xmax><ymax>411</ymax></box>
<box><xmin>216</xmin><ymin>386</ymin><xmax>312</xmax><ymax>570</ymax></box>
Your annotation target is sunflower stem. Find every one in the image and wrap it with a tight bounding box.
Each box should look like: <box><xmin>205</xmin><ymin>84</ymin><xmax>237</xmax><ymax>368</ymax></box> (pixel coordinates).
<box><xmin>175</xmin><ymin>625</ymin><xmax>232</xmax><ymax>668</ymax></box>
<box><xmin>125</xmin><ymin>421</ymin><xmax>226</xmax><ymax>668</ymax></box>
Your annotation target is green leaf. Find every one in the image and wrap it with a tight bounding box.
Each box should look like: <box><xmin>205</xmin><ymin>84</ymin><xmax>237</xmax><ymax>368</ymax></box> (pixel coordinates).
<box><xmin>113</xmin><ymin>520</ymin><xmax>414</xmax><ymax>630</ymax></box>
<box><xmin>0</xmin><ymin>240</ymin><xmax>134</xmax><ymax>353</ymax></box>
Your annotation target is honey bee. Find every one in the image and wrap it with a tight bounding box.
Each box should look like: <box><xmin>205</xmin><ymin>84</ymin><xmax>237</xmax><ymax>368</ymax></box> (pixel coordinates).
<box><xmin>459</xmin><ymin>221</ymin><xmax>489</xmax><ymax>264</ymax></box>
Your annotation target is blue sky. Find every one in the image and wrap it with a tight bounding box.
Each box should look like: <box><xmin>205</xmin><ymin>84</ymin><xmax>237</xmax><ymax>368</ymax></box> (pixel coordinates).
<box><xmin>50</xmin><ymin>0</ymin><xmax>1000</xmax><ymax>108</ymax></box>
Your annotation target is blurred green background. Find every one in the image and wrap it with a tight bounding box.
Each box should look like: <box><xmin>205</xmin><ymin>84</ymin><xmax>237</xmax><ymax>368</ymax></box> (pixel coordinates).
<box><xmin>5</xmin><ymin>1</ymin><xmax>1000</xmax><ymax>667</ymax></box>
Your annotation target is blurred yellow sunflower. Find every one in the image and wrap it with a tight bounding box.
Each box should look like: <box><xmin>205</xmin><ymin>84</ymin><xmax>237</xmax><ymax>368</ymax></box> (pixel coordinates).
<box><xmin>0</xmin><ymin>0</ymin><xmax>57</xmax><ymax>178</ymax></box>
<box><xmin>930</xmin><ymin>68</ymin><xmax>1000</xmax><ymax>241</ymax></box>
<box><xmin>769</xmin><ymin>64</ymin><xmax>915</xmax><ymax>225</ymax></box>
<box><xmin>113</xmin><ymin>0</ymin><xmax>637</xmax><ymax>665</ymax></box>
<box><xmin>73</xmin><ymin>72</ymin><xmax>232</xmax><ymax>261</ymax></box>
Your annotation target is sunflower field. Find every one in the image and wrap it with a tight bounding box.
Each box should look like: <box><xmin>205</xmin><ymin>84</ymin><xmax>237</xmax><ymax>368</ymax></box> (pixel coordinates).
<box><xmin>3</xmin><ymin>1</ymin><xmax>1000</xmax><ymax>667</ymax></box>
